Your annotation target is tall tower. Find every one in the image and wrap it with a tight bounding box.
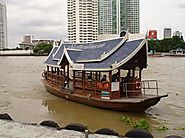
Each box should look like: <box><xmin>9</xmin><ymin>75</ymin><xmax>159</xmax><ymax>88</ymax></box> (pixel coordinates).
<box><xmin>98</xmin><ymin>0</ymin><xmax>113</xmax><ymax>35</ymax></box>
<box><xmin>67</xmin><ymin>0</ymin><xmax>98</xmax><ymax>43</ymax></box>
<box><xmin>98</xmin><ymin>0</ymin><xmax>139</xmax><ymax>35</ymax></box>
<box><xmin>126</xmin><ymin>0</ymin><xmax>139</xmax><ymax>34</ymax></box>
<box><xmin>164</xmin><ymin>28</ymin><xmax>172</xmax><ymax>39</ymax></box>
<box><xmin>114</xmin><ymin>0</ymin><xmax>127</xmax><ymax>34</ymax></box>
<box><xmin>0</xmin><ymin>2</ymin><xmax>7</xmax><ymax>49</ymax></box>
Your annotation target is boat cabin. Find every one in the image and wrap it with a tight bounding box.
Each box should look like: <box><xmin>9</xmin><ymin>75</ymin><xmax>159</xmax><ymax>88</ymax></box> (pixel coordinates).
<box><xmin>44</xmin><ymin>33</ymin><xmax>149</xmax><ymax>100</ymax></box>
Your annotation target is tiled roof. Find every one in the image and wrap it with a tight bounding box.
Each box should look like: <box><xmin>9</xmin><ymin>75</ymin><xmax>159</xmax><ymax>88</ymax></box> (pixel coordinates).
<box><xmin>44</xmin><ymin>36</ymin><xmax>146</xmax><ymax>71</ymax></box>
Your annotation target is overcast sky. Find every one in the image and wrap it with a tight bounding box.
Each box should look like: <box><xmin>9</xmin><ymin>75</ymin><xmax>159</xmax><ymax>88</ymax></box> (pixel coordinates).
<box><xmin>3</xmin><ymin>0</ymin><xmax>185</xmax><ymax>48</ymax></box>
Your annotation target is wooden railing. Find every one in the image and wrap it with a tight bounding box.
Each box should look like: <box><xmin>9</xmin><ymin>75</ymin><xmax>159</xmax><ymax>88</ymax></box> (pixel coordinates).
<box><xmin>43</xmin><ymin>71</ymin><xmax>120</xmax><ymax>100</ymax></box>
<box><xmin>73</xmin><ymin>78</ymin><xmax>121</xmax><ymax>100</ymax></box>
<box><xmin>74</xmin><ymin>79</ymin><xmax>110</xmax><ymax>91</ymax></box>
<box><xmin>124</xmin><ymin>80</ymin><xmax>159</xmax><ymax>98</ymax></box>
<box><xmin>44</xmin><ymin>71</ymin><xmax>65</xmax><ymax>87</ymax></box>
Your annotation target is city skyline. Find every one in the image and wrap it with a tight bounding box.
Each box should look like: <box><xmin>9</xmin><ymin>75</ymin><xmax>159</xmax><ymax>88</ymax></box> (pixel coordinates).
<box><xmin>4</xmin><ymin>0</ymin><xmax>185</xmax><ymax>48</ymax></box>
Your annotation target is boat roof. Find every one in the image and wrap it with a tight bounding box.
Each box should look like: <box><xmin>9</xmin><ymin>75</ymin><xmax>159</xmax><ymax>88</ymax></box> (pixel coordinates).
<box><xmin>44</xmin><ymin>46</ymin><xmax>59</xmax><ymax>67</ymax></box>
<box><xmin>44</xmin><ymin>33</ymin><xmax>147</xmax><ymax>71</ymax></box>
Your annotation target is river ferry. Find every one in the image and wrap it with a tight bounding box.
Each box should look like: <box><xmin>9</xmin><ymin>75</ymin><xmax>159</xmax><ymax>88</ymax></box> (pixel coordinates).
<box><xmin>42</xmin><ymin>32</ymin><xmax>167</xmax><ymax>112</ymax></box>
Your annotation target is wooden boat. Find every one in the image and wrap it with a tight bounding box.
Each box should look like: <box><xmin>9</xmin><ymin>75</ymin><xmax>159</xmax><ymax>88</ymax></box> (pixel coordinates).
<box><xmin>42</xmin><ymin>32</ymin><xmax>168</xmax><ymax>112</ymax></box>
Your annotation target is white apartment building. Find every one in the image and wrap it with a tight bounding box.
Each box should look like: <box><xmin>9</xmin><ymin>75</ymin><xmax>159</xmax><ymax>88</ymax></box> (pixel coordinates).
<box><xmin>67</xmin><ymin>0</ymin><xmax>98</xmax><ymax>43</ymax></box>
<box><xmin>0</xmin><ymin>2</ymin><xmax>7</xmax><ymax>49</ymax></box>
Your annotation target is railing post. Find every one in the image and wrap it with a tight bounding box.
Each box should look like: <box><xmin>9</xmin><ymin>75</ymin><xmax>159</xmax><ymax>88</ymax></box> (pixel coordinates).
<box><xmin>85</xmin><ymin>130</ymin><xmax>89</xmax><ymax>138</ymax></box>
<box><xmin>140</xmin><ymin>81</ymin><xmax>143</xmax><ymax>99</ymax></box>
<box><xmin>156</xmin><ymin>81</ymin><xmax>159</xmax><ymax>96</ymax></box>
<box><xmin>124</xmin><ymin>83</ymin><xmax>128</xmax><ymax>98</ymax></box>
<box><xmin>148</xmin><ymin>81</ymin><xmax>150</xmax><ymax>89</ymax></box>
<box><xmin>143</xmin><ymin>81</ymin><xmax>145</xmax><ymax>96</ymax></box>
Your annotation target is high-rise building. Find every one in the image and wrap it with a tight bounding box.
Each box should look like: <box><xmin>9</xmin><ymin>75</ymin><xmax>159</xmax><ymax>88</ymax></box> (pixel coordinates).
<box><xmin>98</xmin><ymin>0</ymin><xmax>113</xmax><ymax>35</ymax></box>
<box><xmin>126</xmin><ymin>0</ymin><xmax>139</xmax><ymax>34</ymax></box>
<box><xmin>164</xmin><ymin>28</ymin><xmax>172</xmax><ymax>39</ymax></box>
<box><xmin>0</xmin><ymin>2</ymin><xmax>7</xmax><ymax>49</ymax></box>
<box><xmin>67</xmin><ymin>0</ymin><xmax>98</xmax><ymax>43</ymax></box>
<box><xmin>98</xmin><ymin>0</ymin><xmax>139</xmax><ymax>35</ymax></box>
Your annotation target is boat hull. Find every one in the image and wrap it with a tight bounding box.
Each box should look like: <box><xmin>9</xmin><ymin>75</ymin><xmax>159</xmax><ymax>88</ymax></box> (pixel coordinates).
<box><xmin>42</xmin><ymin>80</ymin><xmax>167</xmax><ymax>112</ymax></box>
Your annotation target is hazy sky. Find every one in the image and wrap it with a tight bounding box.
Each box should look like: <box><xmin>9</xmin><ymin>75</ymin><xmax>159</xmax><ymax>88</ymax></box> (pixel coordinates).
<box><xmin>4</xmin><ymin>0</ymin><xmax>185</xmax><ymax>48</ymax></box>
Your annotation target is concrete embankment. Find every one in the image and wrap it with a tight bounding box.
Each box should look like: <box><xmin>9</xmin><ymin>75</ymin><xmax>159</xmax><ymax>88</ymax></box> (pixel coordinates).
<box><xmin>0</xmin><ymin>114</ymin><xmax>184</xmax><ymax>138</ymax></box>
<box><xmin>0</xmin><ymin>120</ymin><xmax>118</xmax><ymax>138</ymax></box>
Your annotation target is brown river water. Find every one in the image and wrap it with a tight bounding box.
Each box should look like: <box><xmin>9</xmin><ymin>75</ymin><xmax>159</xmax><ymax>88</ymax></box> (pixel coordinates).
<box><xmin>0</xmin><ymin>56</ymin><xmax>185</xmax><ymax>137</ymax></box>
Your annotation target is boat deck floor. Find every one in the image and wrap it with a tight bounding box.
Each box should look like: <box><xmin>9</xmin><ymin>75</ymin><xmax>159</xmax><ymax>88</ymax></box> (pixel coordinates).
<box><xmin>110</xmin><ymin>94</ymin><xmax>159</xmax><ymax>102</ymax></box>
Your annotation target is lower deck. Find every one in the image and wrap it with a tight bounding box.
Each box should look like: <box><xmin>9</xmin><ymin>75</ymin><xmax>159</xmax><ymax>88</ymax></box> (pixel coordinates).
<box><xmin>42</xmin><ymin>79</ymin><xmax>168</xmax><ymax>112</ymax></box>
<box><xmin>44</xmin><ymin>79</ymin><xmax>166</xmax><ymax>103</ymax></box>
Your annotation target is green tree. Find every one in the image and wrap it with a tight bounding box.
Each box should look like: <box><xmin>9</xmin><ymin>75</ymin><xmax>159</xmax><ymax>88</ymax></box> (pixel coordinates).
<box><xmin>149</xmin><ymin>36</ymin><xmax>185</xmax><ymax>52</ymax></box>
<box><xmin>33</xmin><ymin>43</ymin><xmax>53</xmax><ymax>54</ymax></box>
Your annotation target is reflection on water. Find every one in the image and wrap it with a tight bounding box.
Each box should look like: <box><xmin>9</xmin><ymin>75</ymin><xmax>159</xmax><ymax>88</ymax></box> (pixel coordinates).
<box><xmin>42</xmin><ymin>98</ymin><xmax>148</xmax><ymax>133</ymax></box>
<box><xmin>0</xmin><ymin>56</ymin><xmax>185</xmax><ymax>137</ymax></box>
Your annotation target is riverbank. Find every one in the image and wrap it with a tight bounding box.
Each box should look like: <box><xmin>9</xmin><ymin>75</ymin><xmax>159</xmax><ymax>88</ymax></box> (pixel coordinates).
<box><xmin>149</xmin><ymin>52</ymin><xmax>185</xmax><ymax>57</ymax></box>
<box><xmin>0</xmin><ymin>50</ymin><xmax>48</xmax><ymax>56</ymax></box>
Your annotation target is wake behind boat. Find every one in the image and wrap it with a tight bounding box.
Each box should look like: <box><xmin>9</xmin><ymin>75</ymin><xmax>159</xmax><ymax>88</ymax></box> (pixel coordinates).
<box><xmin>42</xmin><ymin>32</ymin><xmax>167</xmax><ymax>112</ymax></box>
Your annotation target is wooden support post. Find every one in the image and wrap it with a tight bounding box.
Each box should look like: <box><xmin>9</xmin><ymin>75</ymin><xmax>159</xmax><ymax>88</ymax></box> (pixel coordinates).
<box><xmin>73</xmin><ymin>70</ymin><xmax>75</xmax><ymax>93</ymax></box>
<box><xmin>109</xmin><ymin>71</ymin><xmax>112</xmax><ymax>99</ymax></box>
<box><xmin>46</xmin><ymin>66</ymin><xmax>49</xmax><ymax>80</ymax></box>
<box><xmin>51</xmin><ymin>67</ymin><xmax>53</xmax><ymax>73</ymax></box>
<box><xmin>51</xmin><ymin>67</ymin><xmax>54</xmax><ymax>82</ymax></box>
<box><xmin>118</xmin><ymin>69</ymin><xmax>121</xmax><ymax>98</ymax></box>
<box><xmin>57</xmin><ymin>68</ymin><xmax>59</xmax><ymax>75</ymax></box>
<box><xmin>98</xmin><ymin>72</ymin><xmax>101</xmax><ymax>81</ymax></box>
<box><xmin>132</xmin><ymin>69</ymin><xmax>135</xmax><ymax>80</ymax></box>
<box><xmin>60</xmin><ymin>66</ymin><xmax>63</xmax><ymax>75</ymax></box>
<box><xmin>95</xmin><ymin>71</ymin><xmax>97</xmax><ymax>93</ymax></box>
<box><xmin>139</xmin><ymin>69</ymin><xmax>142</xmax><ymax>81</ymax></box>
<box><xmin>67</xmin><ymin>64</ymin><xmax>69</xmax><ymax>88</ymax></box>
<box><xmin>64</xmin><ymin>66</ymin><xmax>66</xmax><ymax>78</ymax></box>
<box><xmin>82</xmin><ymin>71</ymin><xmax>85</xmax><ymax>93</ymax></box>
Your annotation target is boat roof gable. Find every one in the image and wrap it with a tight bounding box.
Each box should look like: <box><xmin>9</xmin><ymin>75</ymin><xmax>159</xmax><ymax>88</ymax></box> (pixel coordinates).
<box><xmin>82</xmin><ymin>39</ymin><xmax>145</xmax><ymax>70</ymax></box>
<box><xmin>44</xmin><ymin>46</ymin><xmax>59</xmax><ymax>66</ymax></box>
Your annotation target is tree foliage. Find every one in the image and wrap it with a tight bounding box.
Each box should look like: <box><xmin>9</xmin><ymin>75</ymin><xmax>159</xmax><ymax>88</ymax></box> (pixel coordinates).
<box><xmin>33</xmin><ymin>43</ymin><xmax>53</xmax><ymax>54</ymax></box>
<box><xmin>148</xmin><ymin>36</ymin><xmax>185</xmax><ymax>52</ymax></box>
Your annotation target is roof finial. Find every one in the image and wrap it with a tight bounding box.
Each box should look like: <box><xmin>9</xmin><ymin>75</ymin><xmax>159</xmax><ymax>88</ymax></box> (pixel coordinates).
<box><xmin>125</xmin><ymin>28</ymin><xmax>129</xmax><ymax>40</ymax></box>
<box><xmin>145</xmin><ymin>30</ymin><xmax>148</xmax><ymax>39</ymax></box>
